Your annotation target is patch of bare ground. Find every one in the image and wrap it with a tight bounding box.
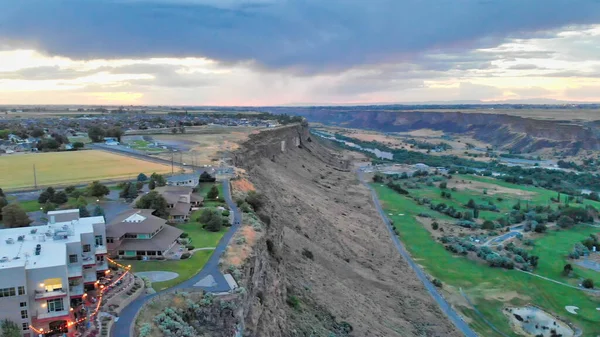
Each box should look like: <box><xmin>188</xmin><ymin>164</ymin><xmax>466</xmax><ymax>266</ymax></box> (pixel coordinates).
<box><xmin>234</xmin><ymin>125</ymin><xmax>461</xmax><ymax>337</ymax></box>
<box><xmin>416</xmin><ymin>216</ymin><xmax>488</xmax><ymax>240</ymax></box>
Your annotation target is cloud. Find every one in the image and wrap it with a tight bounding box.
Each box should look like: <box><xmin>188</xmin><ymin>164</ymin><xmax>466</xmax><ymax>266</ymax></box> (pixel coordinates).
<box><xmin>507</xmin><ymin>64</ymin><xmax>542</xmax><ymax>70</ymax></box>
<box><xmin>0</xmin><ymin>66</ymin><xmax>99</xmax><ymax>80</ymax></box>
<box><xmin>2</xmin><ymin>0</ymin><xmax>600</xmax><ymax>72</ymax></box>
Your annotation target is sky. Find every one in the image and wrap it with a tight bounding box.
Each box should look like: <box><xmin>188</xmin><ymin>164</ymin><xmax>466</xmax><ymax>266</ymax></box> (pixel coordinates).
<box><xmin>1</xmin><ymin>0</ymin><xmax>600</xmax><ymax>105</ymax></box>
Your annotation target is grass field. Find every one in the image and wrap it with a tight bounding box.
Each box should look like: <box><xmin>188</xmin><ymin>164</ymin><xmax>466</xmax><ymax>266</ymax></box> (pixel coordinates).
<box><xmin>0</xmin><ymin>150</ymin><xmax>172</xmax><ymax>190</ymax></box>
<box><xmin>126</xmin><ymin>140</ymin><xmax>165</xmax><ymax>153</ymax></box>
<box><xmin>128</xmin><ymin>250</ymin><xmax>212</xmax><ymax>291</ymax></box>
<box><xmin>372</xmin><ymin>183</ymin><xmax>600</xmax><ymax>336</ymax></box>
<box><xmin>178</xmin><ymin>221</ymin><xmax>228</xmax><ymax>248</ymax></box>
<box><xmin>196</xmin><ymin>182</ymin><xmax>226</xmax><ymax>207</ymax></box>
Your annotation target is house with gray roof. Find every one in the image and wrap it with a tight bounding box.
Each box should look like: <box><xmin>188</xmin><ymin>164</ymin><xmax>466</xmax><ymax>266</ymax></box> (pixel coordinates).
<box><xmin>166</xmin><ymin>173</ymin><xmax>200</xmax><ymax>187</ymax></box>
<box><xmin>105</xmin><ymin>209</ymin><xmax>183</xmax><ymax>259</ymax></box>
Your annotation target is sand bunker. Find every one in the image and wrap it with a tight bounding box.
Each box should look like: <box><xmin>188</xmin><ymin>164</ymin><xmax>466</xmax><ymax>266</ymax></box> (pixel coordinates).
<box><xmin>504</xmin><ymin>306</ymin><xmax>574</xmax><ymax>337</ymax></box>
<box><xmin>565</xmin><ymin>306</ymin><xmax>579</xmax><ymax>315</ymax></box>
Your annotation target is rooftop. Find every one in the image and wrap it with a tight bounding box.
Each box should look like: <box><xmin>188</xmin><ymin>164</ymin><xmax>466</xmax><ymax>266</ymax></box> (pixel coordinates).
<box><xmin>0</xmin><ymin>213</ymin><xmax>105</xmax><ymax>270</ymax></box>
<box><xmin>167</xmin><ymin>173</ymin><xmax>199</xmax><ymax>183</ymax></box>
<box><xmin>106</xmin><ymin>209</ymin><xmax>166</xmax><ymax>237</ymax></box>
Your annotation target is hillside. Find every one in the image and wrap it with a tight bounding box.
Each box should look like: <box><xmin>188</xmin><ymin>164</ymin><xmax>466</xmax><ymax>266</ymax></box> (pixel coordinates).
<box><xmin>288</xmin><ymin>110</ymin><xmax>600</xmax><ymax>155</ymax></box>
<box><xmin>231</xmin><ymin>124</ymin><xmax>460</xmax><ymax>336</ymax></box>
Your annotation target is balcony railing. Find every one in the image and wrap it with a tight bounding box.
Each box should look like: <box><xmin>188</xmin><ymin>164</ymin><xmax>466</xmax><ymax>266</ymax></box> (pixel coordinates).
<box><xmin>68</xmin><ymin>265</ymin><xmax>82</xmax><ymax>278</ymax></box>
<box><xmin>34</xmin><ymin>289</ymin><xmax>67</xmax><ymax>300</ymax></box>
<box><xmin>95</xmin><ymin>245</ymin><xmax>107</xmax><ymax>254</ymax></box>
<box><xmin>96</xmin><ymin>260</ymin><xmax>108</xmax><ymax>270</ymax></box>
<box><xmin>69</xmin><ymin>284</ymin><xmax>84</xmax><ymax>297</ymax></box>
<box><xmin>82</xmin><ymin>256</ymin><xmax>95</xmax><ymax>266</ymax></box>
<box><xmin>36</xmin><ymin>309</ymin><xmax>70</xmax><ymax>320</ymax></box>
<box><xmin>83</xmin><ymin>270</ymin><xmax>97</xmax><ymax>283</ymax></box>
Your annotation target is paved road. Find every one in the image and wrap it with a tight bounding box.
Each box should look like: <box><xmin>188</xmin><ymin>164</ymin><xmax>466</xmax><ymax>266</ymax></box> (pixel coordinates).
<box><xmin>358</xmin><ymin>172</ymin><xmax>478</xmax><ymax>337</ymax></box>
<box><xmin>517</xmin><ymin>270</ymin><xmax>600</xmax><ymax>293</ymax></box>
<box><xmin>111</xmin><ymin>179</ymin><xmax>243</xmax><ymax>337</ymax></box>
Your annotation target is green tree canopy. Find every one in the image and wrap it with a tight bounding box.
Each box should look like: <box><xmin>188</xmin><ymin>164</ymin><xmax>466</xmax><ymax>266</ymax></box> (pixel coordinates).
<box><xmin>207</xmin><ymin>185</ymin><xmax>219</xmax><ymax>199</ymax></box>
<box><xmin>1</xmin><ymin>204</ymin><xmax>31</xmax><ymax>228</ymax></box>
<box><xmin>88</xmin><ymin>181</ymin><xmax>110</xmax><ymax>198</ymax></box>
<box><xmin>135</xmin><ymin>191</ymin><xmax>169</xmax><ymax>218</ymax></box>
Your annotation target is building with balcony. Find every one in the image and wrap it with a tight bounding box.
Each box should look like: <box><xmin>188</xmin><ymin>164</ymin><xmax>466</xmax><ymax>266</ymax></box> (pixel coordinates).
<box><xmin>106</xmin><ymin>209</ymin><xmax>183</xmax><ymax>259</ymax></box>
<box><xmin>0</xmin><ymin>209</ymin><xmax>107</xmax><ymax>336</ymax></box>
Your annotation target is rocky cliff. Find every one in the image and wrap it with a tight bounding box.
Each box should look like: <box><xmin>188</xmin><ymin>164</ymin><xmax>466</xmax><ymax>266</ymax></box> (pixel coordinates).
<box><xmin>232</xmin><ymin>124</ymin><xmax>460</xmax><ymax>337</ymax></box>
<box><xmin>293</xmin><ymin>110</ymin><xmax>600</xmax><ymax>154</ymax></box>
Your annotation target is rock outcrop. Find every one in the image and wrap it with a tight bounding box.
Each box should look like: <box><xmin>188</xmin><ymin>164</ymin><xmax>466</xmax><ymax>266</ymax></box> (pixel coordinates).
<box><xmin>232</xmin><ymin>124</ymin><xmax>460</xmax><ymax>337</ymax></box>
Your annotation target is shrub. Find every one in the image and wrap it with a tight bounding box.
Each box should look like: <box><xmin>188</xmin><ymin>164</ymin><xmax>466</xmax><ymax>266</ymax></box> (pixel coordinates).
<box><xmin>302</xmin><ymin>248</ymin><xmax>314</xmax><ymax>260</ymax></box>
<box><xmin>432</xmin><ymin>222</ymin><xmax>439</xmax><ymax>230</ymax></box>
<box><xmin>286</xmin><ymin>295</ymin><xmax>300</xmax><ymax>309</ymax></box>
<box><xmin>582</xmin><ymin>278</ymin><xmax>594</xmax><ymax>289</ymax></box>
<box><xmin>432</xmin><ymin>279</ymin><xmax>443</xmax><ymax>288</ymax></box>
<box><xmin>186</xmin><ymin>245</ymin><xmax>195</xmax><ymax>250</ymax></box>
<box><xmin>222</xmin><ymin>210</ymin><xmax>230</xmax><ymax>217</ymax></box>
<box><xmin>180</xmin><ymin>253</ymin><xmax>191</xmax><ymax>259</ymax></box>
<box><xmin>180</xmin><ymin>232</ymin><xmax>189</xmax><ymax>238</ymax></box>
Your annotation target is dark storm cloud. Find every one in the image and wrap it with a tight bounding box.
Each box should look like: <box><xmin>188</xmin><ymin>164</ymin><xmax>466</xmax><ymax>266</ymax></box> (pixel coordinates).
<box><xmin>1</xmin><ymin>0</ymin><xmax>600</xmax><ymax>72</ymax></box>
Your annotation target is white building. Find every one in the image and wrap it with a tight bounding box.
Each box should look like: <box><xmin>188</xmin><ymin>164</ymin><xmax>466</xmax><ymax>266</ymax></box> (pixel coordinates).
<box><xmin>0</xmin><ymin>209</ymin><xmax>107</xmax><ymax>336</ymax></box>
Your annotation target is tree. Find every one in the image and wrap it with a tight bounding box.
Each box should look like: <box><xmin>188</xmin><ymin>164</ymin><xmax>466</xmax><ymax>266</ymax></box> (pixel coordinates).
<box><xmin>106</xmin><ymin>127</ymin><xmax>124</xmax><ymax>142</ymax></box>
<box><xmin>88</xmin><ymin>126</ymin><xmax>105</xmax><ymax>142</ymax></box>
<box><xmin>51</xmin><ymin>191</ymin><xmax>68</xmax><ymax>205</ymax></box>
<box><xmin>534</xmin><ymin>223</ymin><xmax>547</xmax><ymax>233</ymax></box>
<box><xmin>119</xmin><ymin>182</ymin><xmax>138</xmax><ymax>200</ymax></box>
<box><xmin>246</xmin><ymin>191</ymin><xmax>264</xmax><ymax>211</ymax></box>
<box><xmin>562</xmin><ymin>263</ymin><xmax>573</xmax><ymax>276</ymax></box>
<box><xmin>557</xmin><ymin>215</ymin><xmax>575</xmax><ymax>228</ymax></box>
<box><xmin>199</xmin><ymin>209</ymin><xmax>223</xmax><ymax>232</ymax></box>
<box><xmin>207</xmin><ymin>185</ymin><xmax>219</xmax><ymax>199</ymax></box>
<box><xmin>93</xmin><ymin>205</ymin><xmax>105</xmax><ymax>218</ymax></box>
<box><xmin>42</xmin><ymin>201</ymin><xmax>56</xmax><ymax>213</ymax></box>
<box><xmin>150</xmin><ymin>173</ymin><xmax>166</xmax><ymax>187</ymax></box>
<box><xmin>0</xmin><ymin>187</ymin><xmax>4</xmax><ymax>198</ymax></box>
<box><xmin>1</xmin><ymin>204</ymin><xmax>31</xmax><ymax>228</ymax></box>
<box><xmin>136</xmin><ymin>181</ymin><xmax>144</xmax><ymax>190</ymax></box>
<box><xmin>0</xmin><ymin>197</ymin><xmax>7</xmax><ymax>220</ymax></box>
<box><xmin>65</xmin><ymin>186</ymin><xmax>76</xmax><ymax>194</ymax></box>
<box><xmin>199</xmin><ymin>171</ymin><xmax>216</xmax><ymax>182</ymax></box>
<box><xmin>148</xmin><ymin>180</ymin><xmax>156</xmax><ymax>190</ymax></box>
<box><xmin>135</xmin><ymin>191</ymin><xmax>169</xmax><ymax>217</ymax></box>
<box><xmin>137</xmin><ymin>173</ymin><xmax>148</xmax><ymax>182</ymax></box>
<box><xmin>473</xmin><ymin>207</ymin><xmax>479</xmax><ymax>219</ymax></box>
<box><xmin>76</xmin><ymin>196</ymin><xmax>88</xmax><ymax>208</ymax></box>
<box><xmin>0</xmin><ymin>319</ymin><xmax>21</xmax><ymax>337</ymax></box>
<box><xmin>582</xmin><ymin>278</ymin><xmax>594</xmax><ymax>289</ymax></box>
<box><xmin>38</xmin><ymin>191</ymin><xmax>51</xmax><ymax>204</ymax></box>
<box><xmin>432</xmin><ymin>222</ymin><xmax>439</xmax><ymax>230</ymax></box>
<box><xmin>482</xmin><ymin>220</ymin><xmax>495</xmax><ymax>230</ymax></box>
<box><xmin>466</xmin><ymin>199</ymin><xmax>476</xmax><ymax>209</ymax></box>
<box><xmin>72</xmin><ymin>141</ymin><xmax>85</xmax><ymax>149</ymax></box>
<box><xmin>79</xmin><ymin>206</ymin><xmax>90</xmax><ymax>217</ymax></box>
<box><xmin>88</xmin><ymin>181</ymin><xmax>109</xmax><ymax>198</ymax></box>
<box><xmin>31</xmin><ymin>128</ymin><xmax>45</xmax><ymax>138</ymax></box>
<box><xmin>439</xmin><ymin>182</ymin><xmax>447</xmax><ymax>189</ymax></box>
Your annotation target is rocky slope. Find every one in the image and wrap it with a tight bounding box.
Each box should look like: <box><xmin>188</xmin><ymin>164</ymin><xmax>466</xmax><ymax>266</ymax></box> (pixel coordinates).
<box><xmin>291</xmin><ymin>110</ymin><xmax>600</xmax><ymax>154</ymax></box>
<box><xmin>232</xmin><ymin>124</ymin><xmax>460</xmax><ymax>337</ymax></box>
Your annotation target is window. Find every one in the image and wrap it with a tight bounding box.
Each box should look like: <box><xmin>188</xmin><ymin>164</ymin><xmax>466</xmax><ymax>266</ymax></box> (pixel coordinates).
<box><xmin>20</xmin><ymin>310</ymin><xmax>28</xmax><ymax>319</ymax></box>
<box><xmin>47</xmin><ymin>299</ymin><xmax>64</xmax><ymax>312</ymax></box>
<box><xmin>95</xmin><ymin>235</ymin><xmax>103</xmax><ymax>246</ymax></box>
<box><xmin>22</xmin><ymin>322</ymin><xmax>28</xmax><ymax>331</ymax></box>
<box><xmin>19</xmin><ymin>302</ymin><xmax>27</xmax><ymax>308</ymax></box>
<box><xmin>0</xmin><ymin>287</ymin><xmax>16</xmax><ymax>297</ymax></box>
<box><xmin>124</xmin><ymin>234</ymin><xmax>137</xmax><ymax>239</ymax></box>
<box><xmin>106</xmin><ymin>238</ymin><xmax>114</xmax><ymax>244</ymax></box>
<box><xmin>43</xmin><ymin>278</ymin><xmax>63</xmax><ymax>292</ymax></box>
<box><xmin>69</xmin><ymin>254</ymin><xmax>78</xmax><ymax>263</ymax></box>
<box><xmin>118</xmin><ymin>251</ymin><xmax>124</xmax><ymax>255</ymax></box>
<box><xmin>83</xmin><ymin>244</ymin><xmax>91</xmax><ymax>253</ymax></box>
<box><xmin>96</xmin><ymin>255</ymin><xmax>104</xmax><ymax>262</ymax></box>
<box><xmin>136</xmin><ymin>251</ymin><xmax>146</xmax><ymax>256</ymax></box>
<box><xmin>18</xmin><ymin>286</ymin><xmax>25</xmax><ymax>295</ymax></box>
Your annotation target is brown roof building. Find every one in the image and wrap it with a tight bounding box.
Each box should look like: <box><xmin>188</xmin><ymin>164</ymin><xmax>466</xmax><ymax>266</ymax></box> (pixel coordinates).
<box><xmin>106</xmin><ymin>209</ymin><xmax>183</xmax><ymax>259</ymax></box>
<box><xmin>154</xmin><ymin>186</ymin><xmax>203</xmax><ymax>223</ymax></box>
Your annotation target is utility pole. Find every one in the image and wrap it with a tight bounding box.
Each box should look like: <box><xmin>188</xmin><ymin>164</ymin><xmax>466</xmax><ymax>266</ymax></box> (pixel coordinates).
<box><xmin>171</xmin><ymin>151</ymin><xmax>174</xmax><ymax>175</ymax></box>
<box><xmin>33</xmin><ymin>164</ymin><xmax>37</xmax><ymax>189</ymax></box>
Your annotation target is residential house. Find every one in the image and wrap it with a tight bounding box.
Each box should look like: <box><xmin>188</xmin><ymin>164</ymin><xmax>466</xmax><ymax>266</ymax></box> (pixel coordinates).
<box><xmin>154</xmin><ymin>186</ymin><xmax>203</xmax><ymax>223</ymax></box>
<box><xmin>106</xmin><ymin>209</ymin><xmax>183</xmax><ymax>259</ymax></box>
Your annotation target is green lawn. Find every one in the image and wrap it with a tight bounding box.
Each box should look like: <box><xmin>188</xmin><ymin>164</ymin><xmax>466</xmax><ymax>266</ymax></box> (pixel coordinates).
<box><xmin>128</xmin><ymin>250</ymin><xmax>213</xmax><ymax>291</ymax></box>
<box><xmin>19</xmin><ymin>199</ymin><xmax>42</xmax><ymax>212</ymax></box>
<box><xmin>372</xmin><ymin>183</ymin><xmax>600</xmax><ymax>337</ymax></box>
<box><xmin>127</xmin><ymin>140</ymin><xmax>165</xmax><ymax>153</ymax></box>
<box><xmin>178</xmin><ymin>221</ymin><xmax>228</xmax><ymax>248</ymax></box>
<box><xmin>197</xmin><ymin>182</ymin><xmax>226</xmax><ymax>207</ymax></box>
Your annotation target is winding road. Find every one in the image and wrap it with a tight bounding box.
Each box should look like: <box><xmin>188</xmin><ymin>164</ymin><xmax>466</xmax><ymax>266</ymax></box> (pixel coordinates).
<box><xmin>111</xmin><ymin>179</ymin><xmax>243</xmax><ymax>337</ymax></box>
<box><xmin>358</xmin><ymin>171</ymin><xmax>479</xmax><ymax>337</ymax></box>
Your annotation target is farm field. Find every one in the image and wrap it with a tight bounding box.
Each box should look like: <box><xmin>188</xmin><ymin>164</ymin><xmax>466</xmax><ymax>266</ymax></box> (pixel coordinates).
<box><xmin>371</xmin><ymin>178</ymin><xmax>600</xmax><ymax>337</ymax></box>
<box><xmin>0</xmin><ymin>150</ymin><xmax>172</xmax><ymax>190</ymax></box>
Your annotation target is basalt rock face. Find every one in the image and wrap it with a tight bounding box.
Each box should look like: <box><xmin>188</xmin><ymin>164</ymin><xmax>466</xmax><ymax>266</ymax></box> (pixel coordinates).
<box><xmin>232</xmin><ymin>124</ymin><xmax>460</xmax><ymax>337</ymax></box>
<box><xmin>293</xmin><ymin>110</ymin><xmax>600</xmax><ymax>154</ymax></box>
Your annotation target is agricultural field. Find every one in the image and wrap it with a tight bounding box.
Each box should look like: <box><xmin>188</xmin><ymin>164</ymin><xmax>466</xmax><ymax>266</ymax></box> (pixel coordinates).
<box><xmin>0</xmin><ymin>150</ymin><xmax>171</xmax><ymax>190</ymax></box>
<box><xmin>371</xmin><ymin>174</ymin><xmax>600</xmax><ymax>337</ymax></box>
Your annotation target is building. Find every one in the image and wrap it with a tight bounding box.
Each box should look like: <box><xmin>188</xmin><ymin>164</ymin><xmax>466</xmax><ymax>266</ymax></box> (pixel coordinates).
<box><xmin>103</xmin><ymin>137</ymin><xmax>119</xmax><ymax>146</ymax></box>
<box><xmin>0</xmin><ymin>209</ymin><xmax>107</xmax><ymax>336</ymax></box>
<box><xmin>166</xmin><ymin>173</ymin><xmax>200</xmax><ymax>187</ymax></box>
<box><xmin>154</xmin><ymin>186</ymin><xmax>203</xmax><ymax>223</ymax></box>
<box><xmin>106</xmin><ymin>209</ymin><xmax>183</xmax><ymax>259</ymax></box>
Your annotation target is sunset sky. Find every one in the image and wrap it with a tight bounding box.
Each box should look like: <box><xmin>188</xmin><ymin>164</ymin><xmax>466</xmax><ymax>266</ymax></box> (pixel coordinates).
<box><xmin>1</xmin><ymin>0</ymin><xmax>600</xmax><ymax>105</ymax></box>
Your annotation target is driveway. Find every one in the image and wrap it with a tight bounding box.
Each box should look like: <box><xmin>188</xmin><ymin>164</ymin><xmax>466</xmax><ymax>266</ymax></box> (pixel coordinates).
<box><xmin>111</xmin><ymin>179</ymin><xmax>242</xmax><ymax>337</ymax></box>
